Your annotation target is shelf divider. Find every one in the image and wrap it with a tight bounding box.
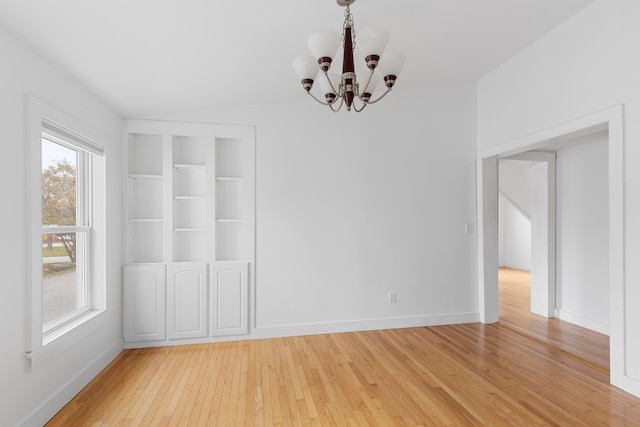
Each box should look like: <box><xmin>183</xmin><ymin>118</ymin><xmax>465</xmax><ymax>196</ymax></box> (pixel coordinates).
<box><xmin>174</xmin><ymin>163</ymin><xmax>206</xmax><ymax>170</ymax></box>
<box><xmin>129</xmin><ymin>173</ymin><xmax>163</xmax><ymax>180</ymax></box>
<box><xmin>174</xmin><ymin>195</ymin><xmax>206</xmax><ymax>200</ymax></box>
<box><xmin>215</xmin><ymin>176</ymin><xmax>243</xmax><ymax>183</ymax></box>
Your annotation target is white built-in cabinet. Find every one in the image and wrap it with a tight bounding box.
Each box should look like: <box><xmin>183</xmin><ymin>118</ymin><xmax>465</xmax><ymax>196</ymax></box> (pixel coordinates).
<box><xmin>211</xmin><ymin>261</ymin><xmax>249</xmax><ymax>336</ymax></box>
<box><xmin>123</xmin><ymin>120</ymin><xmax>255</xmax><ymax>347</ymax></box>
<box><xmin>123</xmin><ymin>264</ymin><xmax>166</xmax><ymax>342</ymax></box>
<box><xmin>167</xmin><ymin>263</ymin><xmax>208</xmax><ymax>340</ymax></box>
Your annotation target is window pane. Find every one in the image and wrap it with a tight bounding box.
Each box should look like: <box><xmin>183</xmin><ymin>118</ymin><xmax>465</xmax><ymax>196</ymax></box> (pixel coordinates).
<box><xmin>42</xmin><ymin>232</ymin><xmax>87</xmax><ymax>326</ymax></box>
<box><xmin>42</xmin><ymin>139</ymin><xmax>77</xmax><ymax>227</ymax></box>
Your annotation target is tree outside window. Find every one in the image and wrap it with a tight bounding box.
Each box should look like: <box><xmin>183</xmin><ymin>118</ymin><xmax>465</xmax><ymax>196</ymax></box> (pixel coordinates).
<box><xmin>41</xmin><ymin>139</ymin><xmax>87</xmax><ymax>327</ymax></box>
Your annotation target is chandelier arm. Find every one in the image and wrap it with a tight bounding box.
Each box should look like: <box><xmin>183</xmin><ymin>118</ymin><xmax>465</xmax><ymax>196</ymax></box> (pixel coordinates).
<box><xmin>353</xmin><ymin>102</ymin><xmax>367</xmax><ymax>113</ymax></box>
<box><xmin>350</xmin><ymin>94</ymin><xmax>368</xmax><ymax>112</ymax></box>
<box><xmin>306</xmin><ymin>91</ymin><xmax>333</xmax><ymax>106</ymax></box>
<box><xmin>361</xmin><ymin>87</ymin><xmax>392</xmax><ymax>105</ymax></box>
<box><xmin>359</xmin><ymin>70</ymin><xmax>375</xmax><ymax>95</ymax></box>
<box><xmin>329</xmin><ymin>96</ymin><xmax>345</xmax><ymax>112</ymax></box>
<box><xmin>322</xmin><ymin>72</ymin><xmax>343</xmax><ymax>98</ymax></box>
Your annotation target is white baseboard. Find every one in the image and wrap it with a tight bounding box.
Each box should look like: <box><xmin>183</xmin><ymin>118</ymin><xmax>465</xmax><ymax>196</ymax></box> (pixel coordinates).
<box><xmin>555</xmin><ymin>309</ymin><xmax>610</xmax><ymax>336</ymax></box>
<box><xmin>501</xmin><ymin>262</ymin><xmax>531</xmax><ymax>271</ymax></box>
<box><xmin>19</xmin><ymin>339</ymin><xmax>123</xmax><ymax>427</ymax></box>
<box><xmin>123</xmin><ymin>334</ymin><xmax>253</xmax><ymax>349</ymax></box>
<box><xmin>251</xmin><ymin>312</ymin><xmax>481</xmax><ymax>340</ymax></box>
<box><xmin>123</xmin><ymin>312</ymin><xmax>481</xmax><ymax>348</ymax></box>
<box><xmin>623</xmin><ymin>375</ymin><xmax>640</xmax><ymax>398</ymax></box>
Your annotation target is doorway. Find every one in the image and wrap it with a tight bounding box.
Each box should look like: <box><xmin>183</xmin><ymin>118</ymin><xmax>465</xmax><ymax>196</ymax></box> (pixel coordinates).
<box><xmin>476</xmin><ymin>106</ymin><xmax>625</xmax><ymax>388</ymax></box>
<box><xmin>498</xmin><ymin>133</ymin><xmax>610</xmax><ymax>371</ymax></box>
<box><xmin>499</xmin><ymin>152</ymin><xmax>556</xmax><ymax>318</ymax></box>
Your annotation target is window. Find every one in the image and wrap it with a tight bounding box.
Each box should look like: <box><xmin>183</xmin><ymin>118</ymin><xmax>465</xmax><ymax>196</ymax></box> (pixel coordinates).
<box><xmin>41</xmin><ymin>133</ymin><xmax>91</xmax><ymax>333</ymax></box>
<box><xmin>27</xmin><ymin>97</ymin><xmax>108</xmax><ymax>370</ymax></box>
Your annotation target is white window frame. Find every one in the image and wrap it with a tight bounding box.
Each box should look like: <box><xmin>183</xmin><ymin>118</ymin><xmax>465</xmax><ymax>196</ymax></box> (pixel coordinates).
<box><xmin>40</xmin><ymin>134</ymin><xmax>92</xmax><ymax>335</ymax></box>
<box><xmin>26</xmin><ymin>96</ymin><xmax>109</xmax><ymax>371</ymax></box>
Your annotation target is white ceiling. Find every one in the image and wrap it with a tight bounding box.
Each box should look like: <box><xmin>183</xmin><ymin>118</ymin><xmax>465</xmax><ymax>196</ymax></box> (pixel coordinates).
<box><xmin>0</xmin><ymin>0</ymin><xmax>594</xmax><ymax>117</ymax></box>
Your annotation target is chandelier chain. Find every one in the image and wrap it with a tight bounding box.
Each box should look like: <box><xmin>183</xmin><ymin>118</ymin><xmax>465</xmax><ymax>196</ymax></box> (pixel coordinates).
<box><xmin>343</xmin><ymin>2</ymin><xmax>356</xmax><ymax>51</ymax></box>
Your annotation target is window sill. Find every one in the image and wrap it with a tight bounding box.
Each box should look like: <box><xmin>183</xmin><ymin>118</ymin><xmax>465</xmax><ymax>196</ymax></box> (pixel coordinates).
<box><xmin>26</xmin><ymin>309</ymin><xmax>109</xmax><ymax>372</ymax></box>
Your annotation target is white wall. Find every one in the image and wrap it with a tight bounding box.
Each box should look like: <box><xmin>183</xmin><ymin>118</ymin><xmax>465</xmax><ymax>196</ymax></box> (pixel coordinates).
<box><xmin>556</xmin><ymin>138</ymin><xmax>609</xmax><ymax>333</ymax></box>
<box><xmin>477</xmin><ymin>0</ymin><xmax>640</xmax><ymax>391</ymax></box>
<box><xmin>0</xmin><ymin>26</ymin><xmax>123</xmax><ymax>426</ymax></box>
<box><xmin>499</xmin><ymin>194</ymin><xmax>532</xmax><ymax>270</ymax></box>
<box><xmin>498</xmin><ymin>159</ymin><xmax>533</xmax><ymax>270</ymax></box>
<box><xmin>145</xmin><ymin>82</ymin><xmax>479</xmax><ymax>335</ymax></box>
<box><xmin>500</xmin><ymin>159</ymin><xmax>534</xmax><ymax>218</ymax></box>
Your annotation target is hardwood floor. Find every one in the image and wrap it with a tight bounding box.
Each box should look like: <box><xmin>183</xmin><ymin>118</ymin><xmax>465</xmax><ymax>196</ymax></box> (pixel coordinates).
<box><xmin>498</xmin><ymin>267</ymin><xmax>610</xmax><ymax>373</ymax></box>
<box><xmin>47</xmin><ymin>277</ymin><xmax>638</xmax><ymax>426</ymax></box>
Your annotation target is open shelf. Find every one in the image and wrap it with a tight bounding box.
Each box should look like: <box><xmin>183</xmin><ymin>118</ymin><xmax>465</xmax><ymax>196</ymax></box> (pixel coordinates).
<box><xmin>129</xmin><ymin>133</ymin><xmax>162</xmax><ymax>176</ymax></box>
<box><xmin>170</xmin><ymin>135</ymin><xmax>212</xmax><ymax>263</ymax></box>
<box><xmin>174</xmin><ymin>196</ymin><xmax>206</xmax><ymax>230</ymax></box>
<box><xmin>126</xmin><ymin>132</ymin><xmax>165</xmax><ymax>264</ymax></box>
<box><xmin>173</xmin><ymin>231</ymin><xmax>207</xmax><ymax>262</ymax></box>
<box><xmin>213</xmin><ymin>137</ymin><xmax>248</xmax><ymax>262</ymax></box>
<box><xmin>174</xmin><ymin>168</ymin><xmax>206</xmax><ymax>198</ymax></box>
<box><xmin>215</xmin><ymin>138</ymin><xmax>243</xmax><ymax>178</ymax></box>
<box><xmin>127</xmin><ymin>179</ymin><xmax>163</xmax><ymax>221</ymax></box>
<box><xmin>215</xmin><ymin>221</ymin><xmax>244</xmax><ymax>261</ymax></box>
<box><xmin>131</xmin><ymin>221</ymin><xmax>163</xmax><ymax>263</ymax></box>
<box><xmin>173</xmin><ymin>135</ymin><xmax>211</xmax><ymax>165</ymax></box>
<box><xmin>215</xmin><ymin>181</ymin><xmax>243</xmax><ymax>220</ymax></box>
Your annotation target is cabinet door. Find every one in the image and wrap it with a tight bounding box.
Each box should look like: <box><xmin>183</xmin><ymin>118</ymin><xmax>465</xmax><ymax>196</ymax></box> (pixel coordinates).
<box><xmin>167</xmin><ymin>263</ymin><xmax>208</xmax><ymax>340</ymax></box>
<box><xmin>211</xmin><ymin>261</ymin><xmax>249</xmax><ymax>336</ymax></box>
<box><xmin>123</xmin><ymin>264</ymin><xmax>166</xmax><ymax>342</ymax></box>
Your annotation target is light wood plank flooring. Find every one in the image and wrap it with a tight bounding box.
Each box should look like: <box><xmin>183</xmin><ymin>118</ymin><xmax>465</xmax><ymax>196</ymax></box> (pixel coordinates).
<box><xmin>47</xmin><ymin>276</ymin><xmax>638</xmax><ymax>426</ymax></box>
<box><xmin>498</xmin><ymin>267</ymin><xmax>610</xmax><ymax>373</ymax></box>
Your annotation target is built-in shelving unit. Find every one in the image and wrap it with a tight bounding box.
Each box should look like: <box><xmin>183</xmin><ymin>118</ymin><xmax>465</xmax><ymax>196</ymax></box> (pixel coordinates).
<box><xmin>123</xmin><ymin>120</ymin><xmax>255</xmax><ymax>347</ymax></box>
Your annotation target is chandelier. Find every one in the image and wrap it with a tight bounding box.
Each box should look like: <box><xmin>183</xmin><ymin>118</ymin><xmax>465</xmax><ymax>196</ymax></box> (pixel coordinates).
<box><xmin>292</xmin><ymin>0</ymin><xmax>406</xmax><ymax>112</ymax></box>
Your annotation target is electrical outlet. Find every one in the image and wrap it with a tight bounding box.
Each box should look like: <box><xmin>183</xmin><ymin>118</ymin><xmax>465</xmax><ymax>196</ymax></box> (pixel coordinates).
<box><xmin>388</xmin><ymin>291</ymin><xmax>397</xmax><ymax>303</ymax></box>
